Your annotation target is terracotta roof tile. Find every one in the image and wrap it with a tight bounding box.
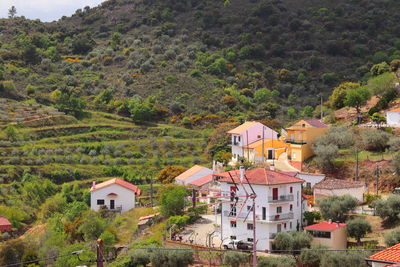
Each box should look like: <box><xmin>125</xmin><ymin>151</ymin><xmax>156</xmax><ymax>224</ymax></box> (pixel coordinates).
<box><xmin>388</xmin><ymin>107</ymin><xmax>400</xmax><ymax>113</ymax></box>
<box><xmin>188</xmin><ymin>174</ymin><xmax>214</xmax><ymax>187</ymax></box>
<box><xmin>304</xmin><ymin>120</ymin><xmax>328</xmax><ymax>128</ymax></box>
<box><xmin>227</xmin><ymin>121</ymin><xmax>259</xmax><ymax>134</ymax></box>
<box><xmin>314</xmin><ymin>178</ymin><xmax>365</xmax><ymax>190</ymax></box>
<box><xmin>304</xmin><ymin>221</ymin><xmax>346</xmax><ymax>231</ymax></box>
<box><xmin>0</xmin><ymin>217</ymin><xmax>11</xmax><ymax>226</ymax></box>
<box><xmin>175</xmin><ymin>165</ymin><xmax>211</xmax><ymax>182</ymax></box>
<box><xmin>216</xmin><ymin>168</ymin><xmax>304</xmax><ymax>186</ymax></box>
<box><xmin>368</xmin><ymin>244</ymin><xmax>400</xmax><ymax>263</ymax></box>
<box><xmin>90</xmin><ymin>178</ymin><xmax>141</xmax><ymax>195</ymax></box>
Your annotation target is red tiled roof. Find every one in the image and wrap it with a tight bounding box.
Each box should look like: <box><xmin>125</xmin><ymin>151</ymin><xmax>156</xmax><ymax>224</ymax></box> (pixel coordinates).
<box><xmin>189</xmin><ymin>174</ymin><xmax>213</xmax><ymax>187</ymax></box>
<box><xmin>388</xmin><ymin>107</ymin><xmax>400</xmax><ymax>113</ymax></box>
<box><xmin>139</xmin><ymin>212</ymin><xmax>160</xmax><ymax>221</ymax></box>
<box><xmin>216</xmin><ymin>168</ymin><xmax>304</xmax><ymax>185</ymax></box>
<box><xmin>0</xmin><ymin>217</ymin><xmax>11</xmax><ymax>226</ymax></box>
<box><xmin>90</xmin><ymin>178</ymin><xmax>141</xmax><ymax>195</ymax></box>
<box><xmin>305</xmin><ymin>120</ymin><xmax>328</xmax><ymax>128</ymax></box>
<box><xmin>368</xmin><ymin>244</ymin><xmax>400</xmax><ymax>263</ymax></box>
<box><xmin>314</xmin><ymin>178</ymin><xmax>365</xmax><ymax>190</ymax></box>
<box><xmin>304</xmin><ymin>221</ymin><xmax>346</xmax><ymax>232</ymax></box>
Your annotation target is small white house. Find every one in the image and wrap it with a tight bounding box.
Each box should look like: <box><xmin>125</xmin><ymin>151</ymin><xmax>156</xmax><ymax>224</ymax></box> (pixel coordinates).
<box><xmin>314</xmin><ymin>178</ymin><xmax>366</xmax><ymax>202</ymax></box>
<box><xmin>90</xmin><ymin>178</ymin><xmax>141</xmax><ymax>213</ymax></box>
<box><xmin>387</xmin><ymin>107</ymin><xmax>400</xmax><ymax>127</ymax></box>
<box><xmin>295</xmin><ymin>172</ymin><xmax>326</xmax><ymax>188</ymax></box>
<box><xmin>175</xmin><ymin>165</ymin><xmax>213</xmax><ymax>185</ymax></box>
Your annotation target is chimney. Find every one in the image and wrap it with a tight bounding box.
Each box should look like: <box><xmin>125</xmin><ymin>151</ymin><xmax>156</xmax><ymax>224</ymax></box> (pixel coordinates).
<box><xmin>269</xmin><ymin>165</ymin><xmax>275</xmax><ymax>171</ymax></box>
<box><xmin>328</xmin><ymin>219</ymin><xmax>332</xmax><ymax>224</ymax></box>
<box><xmin>240</xmin><ymin>165</ymin><xmax>245</xmax><ymax>182</ymax></box>
<box><xmin>92</xmin><ymin>180</ymin><xmax>96</xmax><ymax>189</ymax></box>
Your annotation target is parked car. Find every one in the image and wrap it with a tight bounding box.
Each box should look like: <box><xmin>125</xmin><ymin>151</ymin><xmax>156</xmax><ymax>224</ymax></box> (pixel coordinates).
<box><xmin>223</xmin><ymin>240</ymin><xmax>253</xmax><ymax>250</ymax></box>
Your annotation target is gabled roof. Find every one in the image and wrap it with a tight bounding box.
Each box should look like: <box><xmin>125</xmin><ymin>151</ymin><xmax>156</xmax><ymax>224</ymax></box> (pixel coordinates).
<box><xmin>388</xmin><ymin>107</ymin><xmax>400</xmax><ymax>113</ymax></box>
<box><xmin>367</xmin><ymin>244</ymin><xmax>400</xmax><ymax>263</ymax></box>
<box><xmin>216</xmin><ymin>168</ymin><xmax>304</xmax><ymax>186</ymax></box>
<box><xmin>188</xmin><ymin>174</ymin><xmax>214</xmax><ymax>187</ymax></box>
<box><xmin>175</xmin><ymin>165</ymin><xmax>212</xmax><ymax>182</ymax></box>
<box><xmin>314</xmin><ymin>178</ymin><xmax>365</xmax><ymax>190</ymax></box>
<box><xmin>304</xmin><ymin>221</ymin><xmax>346</xmax><ymax>232</ymax></box>
<box><xmin>227</xmin><ymin>121</ymin><xmax>259</xmax><ymax>134</ymax></box>
<box><xmin>304</xmin><ymin>120</ymin><xmax>328</xmax><ymax>128</ymax></box>
<box><xmin>90</xmin><ymin>178</ymin><xmax>141</xmax><ymax>195</ymax></box>
<box><xmin>0</xmin><ymin>217</ymin><xmax>11</xmax><ymax>226</ymax></box>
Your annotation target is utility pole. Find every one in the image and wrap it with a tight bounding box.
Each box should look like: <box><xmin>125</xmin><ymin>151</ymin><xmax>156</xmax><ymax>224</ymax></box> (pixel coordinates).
<box><xmin>375</xmin><ymin>165</ymin><xmax>381</xmax><ymax>195</ymax></box>
<box><xmin>150</xmin><ymin>176</ymin><xmax>154</xmax><ymax>207</ymax></box>
<box><xmin>355</xmin><ymin>148</ymin><xmax>359</xmax><ymax>181</ymax></box>
<box><xmin>252</xmin><ymin>196</ymin><xmax>257</xmax><ymax>267</ymax></box>
<box><xmin>261</xmin><ymin>127</ymin><xmax>265</xmax><ymax>165</ymax></box>
<box><xmin>97</xmin><ymin>239</ymin><xmax>104</xmax><ymax>267</ymax></box>
<box><xmin>320</xmin><ymin>95</ymin><xmax>323</xmax><ymax>120</ymax></box>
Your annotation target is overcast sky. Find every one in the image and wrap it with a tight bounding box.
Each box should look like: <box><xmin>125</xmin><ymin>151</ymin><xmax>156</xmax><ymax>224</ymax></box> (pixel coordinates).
<box><xmin>0</xmin><ymin>0</ymin><xmax>106</xmax><ymax>22</ymax></box>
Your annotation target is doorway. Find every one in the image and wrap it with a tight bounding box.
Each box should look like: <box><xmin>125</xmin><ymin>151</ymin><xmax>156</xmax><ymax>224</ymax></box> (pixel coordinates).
<box><xmin>110</xmin><ymin>199</ymin><xmax>115</xmax><ymax>210</ymax></box>
<box><xmin>272</xmin><ymin>188</ymin><xmax>278</xmax><ymax>200</ymax></box>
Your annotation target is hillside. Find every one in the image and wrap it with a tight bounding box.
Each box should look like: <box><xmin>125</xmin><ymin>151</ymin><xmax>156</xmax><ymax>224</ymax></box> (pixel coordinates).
<box><xmin>1</xmin><ymin>0</ymin><xmax>400</xmax><ymax>123</ymax></box>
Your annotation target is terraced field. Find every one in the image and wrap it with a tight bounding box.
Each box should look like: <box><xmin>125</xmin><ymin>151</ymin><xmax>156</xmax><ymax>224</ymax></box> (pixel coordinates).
<box><xmin>0</xmin><ymin>107</ymin><xmax>212</xmax><ymax>187</ymax></box>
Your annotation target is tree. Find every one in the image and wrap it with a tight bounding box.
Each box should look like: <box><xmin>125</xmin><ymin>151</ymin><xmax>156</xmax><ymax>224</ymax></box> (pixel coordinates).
<box><xmin>346</xmin><ymin>217</ymin><xmax>372</xmax><ymax>243</ymax></box>
<box><xmin>223</xmin><ymin>251</ymin><xmax>248</xmax><ymax>267</ymax></box>
<box><xmin>0</xmin><ymin>239</ymin><xmax>26</xmax><ymax>266</ymax></box>
<box><xmin>94</xmin><ymin>89</ymin><xmax>113</xmax><ymax>108</ymax></box>
<box><xmin>258</xmin><ymin>256</ymin><xmax>296</xmax><ymax>267</ymax></box>
<box><xmin>320</xmin><ymin>251</ymin><xmax>371</xmax><ymax>267</ymax></box>
<box><xmin>373</xmin><ymin>194</ymin><xmax>400</xmax><ymax>223</ymax></box>
<box><xmin>329</xmin><ymin>82</ymin><xmax>360</xmax><ymax>109</ymax></box>
<box><xmin>4</xmin><ymin>125</ymin><xmax>18</xmax><ymax>142</ymax></box>
<box><xmin>77</xmin><ymin>211</ymin><xmax>107</xmax><ymax>241</ymax></box>
<box><xmin>54</xmin><ymin>243</ymin><xmax>95</xmax><ymax>267</ymax></box>
<box><xmin>317</xmin><ymin>194</ymin><xmax>358</xmax><ymax>222</ymax></box>
<box><xmin>0</xmin><ymin>205</ymin><xmax>28</xmax><ymax>229</ymax></box>
<box><xmin>159</xmin><ymin>185</ymin><xmax>188</xmax><ymax>217</ymax></box>
<box><xmin>205</xmin><ymin>122</ymin><xmax>240</xmax><ymax>159</ymax></box>
<box><xmin>303</xmin><ymin>211</ymin><xmax>322</xmax><ymax>226</ymax></box>
<box><xmin>361</xmin><ymin>129</ymin><xmax>391</xmax><ymax>152</ymax></box>
<box><xmin>157</xmin><ymin>166</ymin><xmax>187</xmax><ymax>184</ymax></box>
<box><xmin>254</xmin><ymin>88</ymin><xmax>273</xmax><ymax>103</ymax></box>
<box><xmin>370</xmin><ymin>112</ymin><xmax>386</xmax><ymax>128</ymax></box>
<box><xmin>312</xmin><ymin>143</ymin><xmax>339</xmax><ymax>171</ymax></box>
<box><xmin>370</xmin><ymin>62</ymin><xmax>390</xmax><ymax>76</ymax></box>
<box><xmin>344</xmin><ymin>86</ymin><xmax>371</xmax><ymax>114</ymax></box>
<box><xmin>150</xmin><ymin>249</ymin><xmax>193</xmax><ymax>267</ymax></box>
<box><xmin>8</xmin><ymin>6</ymin><xmax>16</xmax><ymax>18</ymax></box>
<box><xmin>22</xmin><ymin>45</ymin><xmax>41</xmax><ymax>65</ymax></box>
<box><xmin>287</xmin><ymin>107</ymin><xmax>296</xmax><ymax>119</ymax></box>
<box><xmin>392</xmin><ymin>153</ymin><xmax>400</xmax><ymax>178</ymax></box>
<box><xmin>273</xmin><ymin>232</ymin><xmax>312</xmax><ymax>252</ymax></box>
<box><xmin>53</xmin><ymin>88</ymin><xmax>86</xmax><ymax>118</ymax></box>
<box><xmin>300</xmin><ymin>245</ymin><xmax>328</xmax><ymax>267</ymax></box>
<box><xmin>384</xmin><ymin>227</ymin><xmax>400</xmax><ymax>246</ymax></box>
<box><xmin>71</xmin><ymin>32</ymin><xmax>96</xmax><ymax>54</ymax></box>
<box><xmin>301</xmin><ymin>106</ymin><xmax>314</xmax><ymax>118</ymax></box>
<box><xmin>316</xmin><ymin>126</ymin><xmax>354</xmax><ymax>149</ymax></box>
<box><xmin>128</xmin><ymin>97</ymin><xmax>157</xmax><ymax>123</ymax></box>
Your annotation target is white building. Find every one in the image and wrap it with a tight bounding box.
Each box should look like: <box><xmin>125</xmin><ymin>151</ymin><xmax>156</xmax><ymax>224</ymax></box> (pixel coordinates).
<box><xmin>216</xmin><ymin>167</ymin><xmax>304</xmax><ymax>251</ymax></box>
<box><xmin>90</xmin><ymin>178</ymin><xmax>141</xmax><ymax>213</ymax></box>
<box><xmin>295</xmin><ymin>172</ymin><xmax>326</xmax><ymax>188</ymax></box>
<box><xmin>314</xmin><ymin>178</ymin><xmax>367</xmax><ymax>203</ymax></box>
<box><xmin>387</xmin><ymin>107</ymin><xmax>400</xmax><ymax>127</ymax></box>
<box><xmin>227</xmin><ymin>121</ymin><xmax>278</xmax><ymax>163</ymax></box>
<box><xmin>175</xmin><ymin>165</ymin><xmax>213</xmax><ymax>185</ymax></box>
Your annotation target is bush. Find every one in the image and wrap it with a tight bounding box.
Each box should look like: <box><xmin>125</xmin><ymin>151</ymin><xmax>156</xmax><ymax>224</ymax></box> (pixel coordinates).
<box><xmin>384</xmin><ymin>227</ymin><xmax>400</xmax><ymax>246</ymax></box>
<box><xmin>150</xmin><ymin>248</ymin><xmax>193</xmax><ymax>267</ymax></box>
<box><xmin>157</xmin><ymin>166</ymin><xmax>187</xmax><ymax>184</ymax></box>
<box><xmin>318</xmin><ymin>194</ymin><xmax>358</xmax><ymax>222</ymax></box>
<box><xmin>273</xmin><ymin>232</ymin><xmax>312</xmax><ymax>252</ymax></box>
<box><xmin>300</xmin><ymin>245</ymin><xmax>327</xmax><ymax>267</ymax></box>
<box><xmin>361</xmin><ymin>129</ymin><xmax>391</xmax><ymax>152</ymax></box>
<box><xmin>160</xmin><ymin>185</ymin><xmax>188</xmax><ymax>217</ymax></box>
<box><xmin>373</xmin><ymin>194</ymin><xmax>400</xmax><ymax>223</ymax></box>
<box><xmin>223</xmin><ymin>251</ymin><xmax>248</xmax><ymax>267</ymax></box>
<box><xmin>312</xmin><ymin>143</ymin><xmax>339</xmax><ymax>171</ymax></box>
<box><xmin>257</xmin><ymin>255</ymin><xmax>296</xmax><ymax>267</ymax></box>
<box><xmin>346</xmin><ymin>217</ymin><xmax>372</xmax><ymax>243</ymax></box>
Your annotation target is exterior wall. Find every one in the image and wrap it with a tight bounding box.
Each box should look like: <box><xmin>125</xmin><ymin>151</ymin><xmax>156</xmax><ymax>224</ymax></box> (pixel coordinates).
<box><xmin>91</xmin><ymin>184</ymin><xmax>136</xmax><ymax>213</ymax></box>
<box><xmin>371</xmin><ymin>262</ymin><xmax>393</xmax><ymax>267</ymax></box>
<box><xmin>387</xmin><ymin>112</ymin><xmax>400</xmax><ymax>126</ymax></box>
<box><xmin>176</xmin><ymin>168</ymin><xmax>213</xmax><ymax>185</ymax></box>
<box><xmin>296</xmin><ymin>173</ymin><xmax>325</xmax><ymax>188</ymax></box>
<box><xmin>308</xmin><ymin>227</ymin><xmax>347</xmax><ymax>249</ymax></box>
<box><xmin>220</xmin><ymin>181</ymin><xmax>303</xmax><ymax>251</ymax></box>
<box><xmin>253</xmin><ymin>140</ymin><xmax>287</xmax><ymax>161</ymax></box>
<box><xmin>314</xmin><ymin>186</ymin><xmax>366</xmax><ymax>202</ymax></box>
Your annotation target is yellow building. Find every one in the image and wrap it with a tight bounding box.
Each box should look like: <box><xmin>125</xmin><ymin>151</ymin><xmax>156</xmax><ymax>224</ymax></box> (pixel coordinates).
<box><xmin>304</xmin><ymin>220</ymin><xmax>347</xmax><ymax>249</ymax></box>
<box><xmin>243</xmin><ymin>138</ymin><xmax>287</xmax><ymax>162</ymax></box>
<box><xmin>285</xmin><ymin>120</ymin><xmax>328</xmax><ymax>163</ymax></box>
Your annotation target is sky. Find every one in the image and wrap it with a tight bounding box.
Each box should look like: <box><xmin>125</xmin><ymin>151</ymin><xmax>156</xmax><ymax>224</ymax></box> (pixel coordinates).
<box><xmin>0</xmin><ymin>0</ymin><xmax>106</xmax><ymax>22</ymax></box>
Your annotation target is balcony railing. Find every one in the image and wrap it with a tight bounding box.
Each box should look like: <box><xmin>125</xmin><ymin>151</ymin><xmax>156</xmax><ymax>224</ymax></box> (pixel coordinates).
<box><xmin>268</xmin><ymin>212</ymin><xmax>294</xmax><ymax>221</ymax></box>
<box><xmin>268</xmin><ymin>194</ymin><xmax>294</xmax><ymax>203</ymax></box>
<box><xmin>285</xmin><ymin>139</ymin><xmax>307</xmax><ymax>145</ymax></box>
<box><xmin>223</xmin><ymin>210</ymin><xmax>249</xmax><ymax>219</ymax></box>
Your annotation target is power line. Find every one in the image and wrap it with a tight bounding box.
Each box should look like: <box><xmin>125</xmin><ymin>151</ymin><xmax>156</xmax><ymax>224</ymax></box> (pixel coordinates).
<box><xmin>0</xmin><ymin>250</ymin><xmax>84</xmax><ymax>267</ymax></box>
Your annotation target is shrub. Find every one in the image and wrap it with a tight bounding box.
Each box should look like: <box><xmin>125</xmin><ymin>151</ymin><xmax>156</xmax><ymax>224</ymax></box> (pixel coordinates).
<box><xmin>312</xmin><ymin>143</ymin><xmax>338</xmax><ymax>170</ymax></box>
<box><xmin>160</xmin><ymin>185</ymin><xmax>188</xmax><ymax>217</ymax></box>
<box><xmin>258</xmin><ymin>256</ymin><xmax>296</xmax><ymax>267</ymax></box>
<box><xmin>346</xmin><ymin>217</ymin><xmax>372</xmax><ymax>243</ymax></box>
<box><xmin>157</xmin><ymin>166</ymin><xmax>187</xmax><ymax>184</ymax></box>
<box><xmin>384</xmin><ymin>227</ymin><xmax>400</xmax><ymax>246</ymax></box>
<box><xmin>318</xmin><ymin>194</ymin><xmax>358</xmax><ymax>222</ymax></box>
<box><xmin>299</xmin><ymin>245</ymin><xmax>327</xmax><ymax>267</ymax></box>
<box><xmin>373</xmin><ymin>194</ymin><xmax>400</xmax><ymax>223</ymax></box>
<box><xmin>361</xmin><ymin>129</ymin><xmax>391</xmax><ymax>152</ymax></box>
<box><xmin>329</xmin><ymin>82</ymin><xmax>360</xmax><ymax>109</ymax></box>
<box><xmin>223</xmin><ymin>251</ymin><xmax>248</xmax><ymax>267</ymax></box>
<box><xmin>320</xmin><ymin>251</ymin><xmax>371</xmax><ymax>267</ymax></box>
<box><xmin>370</xmin><ymin>62</ymin><xmax>390</xmax><ymax>76</ymax></box>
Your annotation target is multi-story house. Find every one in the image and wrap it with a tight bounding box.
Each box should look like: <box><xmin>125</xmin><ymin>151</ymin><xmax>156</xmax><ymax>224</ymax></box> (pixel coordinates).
<box><xmin>228</xmin><ymin>121</ymin><xmax>278</xmax><ymax>163</ymax></box>
<box><xmin>215</xmin><ymin>167</ymin><xmax>304</xmax><ymax>251</ymax></box>
<box><xmin>284</xmin><ymin>120</ymin><xmax>328</xmax><ymax>170</ymax></box>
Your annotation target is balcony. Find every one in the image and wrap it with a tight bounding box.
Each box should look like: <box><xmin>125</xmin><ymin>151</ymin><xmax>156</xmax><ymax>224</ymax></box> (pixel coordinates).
<box><xmin>268</xmin><ymin>212</ymin><xmax>294</xmax><ymax>221</ymax></box>
<box><xmin>223</xmin><ymin>210</ymin><xmax>249</xmax><ymax>219</ymax></box>
<box><xmin>268</xmin><ymin>194</ymin><xmax>294</xmax><ymax>203</ymax></box>
<box><xmin>285</xmin><ymin>139</ymin><xmax>307</xmax><ymax>145</ymax></box>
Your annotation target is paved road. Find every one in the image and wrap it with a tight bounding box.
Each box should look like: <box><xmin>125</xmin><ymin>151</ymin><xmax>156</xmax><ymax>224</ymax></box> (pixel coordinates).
<box><xmin>180</xmin><ymin>214</ymin><xmax>222</xmax><ymax>248</ymax></box>
<box><xmin>274</xmin><ymin>152</ymin><xmax>300</xmax><ymax>172</ymax></box>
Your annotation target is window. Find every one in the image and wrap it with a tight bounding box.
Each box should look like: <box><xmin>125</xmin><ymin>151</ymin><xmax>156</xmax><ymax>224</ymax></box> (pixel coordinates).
<box><xmin>247</xmin><ymin>223</ymin><xmax>254</xmax><ymax>230</ymax></box>
<box><xmin>306</xmin><ymin>182</ymin><xmax>311</xmax><ymax>188</ymax></box>
<box><xmin>276</xmin><ymin>206</ymin><xmax>282</xmax><ymax>213</ymax></box>
<box><xmin>302</xmin><ymin>124</ymin><xmax>306</xmax><ymax>127</ymax></box>
<box><xmin>284</xmin><ymin>223</ymin><xmax>287</xmax><ymax>229</ymax></box>
<box><xmin>230</xmin><ymin>221</ymin><xmax>237</xmax><ymax>228</ymax></box>
<box><xmin>290</xmin><ymin>222</ymin><xmax>292</xmax><ymax>229</ymax></box>
<box><xmin>292</xmin><ymin>152</ymin><xmax>296</xmax><ymax>159</ymax></box>
<box><xmin>234</xmin><ymin>136</ymin><xmax>237</xmax><ymax>144</ymax></box>
<box><xmin>230</xmin><ymin>204</ymin><xmax>237</xmax><ymax>216</ymax></box>
<box><xmin>308</xmin><ymin>230</ymin><xmax>331</xmax><ymax>239</ymax></box>
<box><xmin>247</xmin><ymin>238</ymin><xmax>254</xmax><ymax>242</ymax></box>
<box><xmin>238</xmin><ymin>136</ymin><xmax>241</xmax><ymax>142</ymax></box>
<box><xmin>290</xmin><ymin>204</ymin><xmax>293</xmax><ymax>211</ymax></box>
<box><xmin>257</xmin><ymin>135</ymin><xmax>261</xmax><ymax>138</ymax></box>
<box><xmin>97</xmin><ymin>199</ymin><xmax>105</xmax><ymax>205</ymax></box>
<box><xmin>247</xmin><ymin>205</ymin><xmax>253</xmax><ymax>211</ymax></box>
<box><xmin>290</xmin><ymin>187</ymin><xmax>293</xmax><ymax>193</ymax></box>
<box><xmin>277</xmin><ymin>224</ymin><xmax>282</xmax><ymax>232</ymax></box>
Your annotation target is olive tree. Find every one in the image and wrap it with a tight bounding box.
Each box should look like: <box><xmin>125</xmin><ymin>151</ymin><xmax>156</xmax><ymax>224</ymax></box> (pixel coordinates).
<box><xmin>346</xmin><ymin>217</ymin><xmax>372</xmax><ymax>243</ymax></box>
<box><xmin>318</xmin><ymin>195</ymin><xmax>358</xmax><ymax>222</ymax></box>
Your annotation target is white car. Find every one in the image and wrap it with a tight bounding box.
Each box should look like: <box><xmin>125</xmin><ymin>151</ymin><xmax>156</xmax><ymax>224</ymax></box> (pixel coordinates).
<box><xmin>223</xmin><ymin>240</ymin><xmax>253</xmax><ymax>250</ymax></box>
